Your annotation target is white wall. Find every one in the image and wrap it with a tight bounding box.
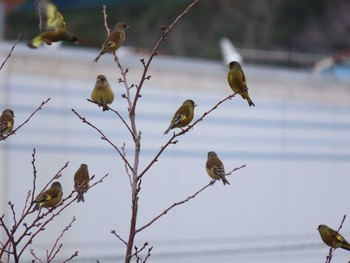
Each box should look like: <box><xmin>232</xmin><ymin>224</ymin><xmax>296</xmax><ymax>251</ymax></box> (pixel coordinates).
<box><xmin>1</xmin><ymin>42</ymin><xmax>350</xmax><ymax>262</ymax></box>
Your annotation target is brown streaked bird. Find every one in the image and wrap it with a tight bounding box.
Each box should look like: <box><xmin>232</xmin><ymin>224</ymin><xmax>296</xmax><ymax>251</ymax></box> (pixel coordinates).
<box><xmin>93</xmin><ymin>22</ymin><xmax>129</xmax><ymax>63</ymax></box>
<box><xmin>163</xmin><ymin>99</ymin><xmax>197</xmax><ymax>135</ymax></box>
<box><xmin>206</xmin><ymin>151</ymin><xmax>230</xmax><ymax>185</ymax></box>
<box><xmin>227</xmin><ymin>61</ymin><xmax>255</xmax><ymax>107</ymax></box>
<box><xmin>90</xmin><ymin>74</ymin><xmax>114</xmax><ymax>111</ymax></box>
<box><xmin>28</xmin><ymin>0</ymin><xmax>78</xmax><ymax>49</ymax></box>
<box><xmin>317</xmin><ymin>224</ymin><xmax>350</xmax><ymax>251</ymax></box>
<box><xmin>0</xmin><ymin>109</ymin><xmax>15</xmax><ymax>137</ymax></box>
<box><xmin>34</xmin><ymin>181</ymin><xmax>63</xmax><ymax>210</ymax></box>
<box><xmin>74</xmin><ymin>163</ymin><xmax>90</xmax><ymax>203</ymax></box>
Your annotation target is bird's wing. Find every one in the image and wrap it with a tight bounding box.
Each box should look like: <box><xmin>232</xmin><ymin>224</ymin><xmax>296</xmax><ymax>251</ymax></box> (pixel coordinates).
<box><xmin>0</xmin><ymin>120</ymin><xmax>12</xmax><ymax>133</ymax></box>
<box><xmin>37</xmin><ymin>0</ymin><xmax>66</xmax><ymax>32</ymax></box>
<box><xmin>238</xmin><ymin>69</ymin><xmax>247</xmax><ymax>88</ymax></box>
<box><xmin>212</xmin><ymin>165</ymin><xmax>225</xmax><ymax>176</ymax></box>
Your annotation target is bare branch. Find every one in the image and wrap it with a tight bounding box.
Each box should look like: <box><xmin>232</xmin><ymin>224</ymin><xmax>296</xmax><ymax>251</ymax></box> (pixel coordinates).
<box><xmin>121</xmin><ymin>143</ymin><xmax>133</xmax><ymax>187</ymax></box>
<box><xmin>102</xmin><ymin>5</ymin><xmax>111</xmax><ymax>36</ymax></box>
<box><xmin>136</xmin><ymin>178</ymin><xmax>218</xmax><ymax>233</ymax></box>
<box><xmin>0</xmin><ymin>33</ymin><xmax>22</xmax><ymax>71</ymax></box>
<box><xmin>62</xmin><ymin>251</ymin><xmax>78</xmax><ymax>263</ymax></box>
<box><xmin>111</xmin><ymin>230</ymin><xmax>127</xmax><ymax>246</ymax></box>
<box><xmin>131</xmin><ymin>0</ymin><xmax>200</xmax><ymax>114</ymax></box>
<box><xmin>143</xmin><ymin>246</ymin><xmax>153</xmax><ymax>263</ymax></box>
<box><xmin>225</xmin><ymin>164</ymin><xmax>247</xmax><ymax>176</ymax></box>
<box><xmin>0</xmin><ymin>98</ymin><xmax>51</xmax><ymax>141</ymax></box>
<box><xmin>87</xmin><ymin>99</ymin><xmax>134</xmax><ymax>138</ymax></box>
<box><xmin>30</xmin><ymin>249</ymin><xmax>43</xmax><ymax>263</ymax></box>
<box><xmin>71</xmin><ymin>108</ymin><xmax>133</xmax><ymax>171</ymax></box>
<box><xmin>47</xmin><ymin>217</ymin><xmax>76</xmax><ymax>262</ymax></box>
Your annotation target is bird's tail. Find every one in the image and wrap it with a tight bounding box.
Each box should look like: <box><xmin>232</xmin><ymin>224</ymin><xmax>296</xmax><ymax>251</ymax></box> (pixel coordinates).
<box><xmin>340</xmin><ymin>244</ymin><xmax>350</xmax><ymax>251</ymax></box>
<box><xmin>221</xmin><ymin>176</ymin><xmax>230</xmax><ymax>186</ymax></box>
<box><xmin>27</xmin><ymin>36</ymin><xmax>43</xmax><ymax>49</ymax></box>
<box><xmin>76</xmin><ymin>191</ymin><xmax>85</xmax><ymax>203</ymax></box>
<box><xmin>163</xmin><ymin>128</ymin><xmax>170</xmax><ymax>135</ymax></box>
<box><xmin>246</xmin><ymin>97</ymin><xmax>255</xmax><ymax>107</ymax></box>
<box><xmin>93</xmin><ymin>54</ymin><xmax>101</xmax><ymax>63</ymax></box>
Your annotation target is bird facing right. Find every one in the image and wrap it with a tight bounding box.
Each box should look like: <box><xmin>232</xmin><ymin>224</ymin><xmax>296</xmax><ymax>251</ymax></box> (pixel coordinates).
<box><xmin>91</xmin><ymin>74</ymin><xmax>115</xmax><ymax>111</ymax></box>
<box><xmin>28</xmin><ymin>0</ymin><xmax>78</xmax><ymax>48</ymax></box>
<box><xmin>93</xmin><ymin>22</ymin><xmax>129</xmax><ymax>63</ymax></box>
<box><xmin>0</xmin><ymin>109</ymin><xmax>15</xmax><ymax>137</ymax></box>
<box><xmin>74</xmin><ymin>163</ymin><xmax>90</xmax><ymax>203</ymax></box>
<box><xmin>206</xmin><ymin>151</ymin><xmax>230</xmax><ymax>185</ymax></box>
<box><xmin>227</xmin><ymin>61</ymin><xmax>255</xmax><ymax>107</ymax></box>
<box><xmin>317</xmin><ymin>224</ymin><xmax>350</xmax><ymax>251</ymax></box>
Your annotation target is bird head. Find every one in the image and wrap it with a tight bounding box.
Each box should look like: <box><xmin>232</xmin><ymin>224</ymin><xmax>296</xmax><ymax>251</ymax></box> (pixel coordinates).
<box><xmin>51</xmin><ymin>181</ymin><xmax>62</xmax><ymax>189</ymax></box>
<box><xmin>227</xmin><ymin>61</ymin><xmax>241</xmax><ymax>70</ymax></box>
<box><xmin>183</xmin><ymin>99</ymin><xmax>197</xmax><ymax>108</ymax></box>
<box><xmin>207</xmin><ymin>151</ymin><xmax>218</xmax><ymax>159</ymax></box>
<box><xmin>116</xmin><ymin>22</ymin><xmax>130</xmax><ymax>32</ymax></box>
<box><xmin>3</xmin><ymin>109</ymin><xmax>14</xmax><ymax>118</ymax></box>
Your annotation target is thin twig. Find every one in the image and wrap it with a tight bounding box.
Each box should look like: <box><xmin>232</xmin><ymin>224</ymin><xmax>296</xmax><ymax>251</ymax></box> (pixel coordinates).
<box><xmin>30</xmin><ymin>249</ymin><xmax>44</xmax><ymax>263</ymax></box>
<box><xmin>143</xmin><ymin>246</ymin><xmax>153</xmax><ymax>263</ymax></box>
<box><xmin>47</xmin><ymin>217</ymin><xmax>76</xmax><ymax>262</ymax></box>
<box><xmin>0</xmin><ymin>33</ymin><xmax>22</xmax><ymax>71</ymax></box>
<box><xmin>131</xmin><ymin>0</ymin><xmax>199</xmax><ymax>114</ymax></box>
<box><xmin>1</xmin><ymin>98</ymin><xmax>51</xmax><ymax>141</ymax></box>
<box><xmin>87</xmin><ymin>99</ymin><xmax>134</xmax><ymax>138</ymax></box>
<box><xmin>62</xmin><ymin>251</ymin><xmax>79</xmax><ymax>263</ymax></box>
<box><xmin>136</xmin><ymin>178</ymin><xmax>219</xmax><ymax>233</ymax></box>
<box><xmin>71</xmin><ymin>108</ymin><xmax>134</xmax><ymax>171</ymax></box>
<box><xmin>111</xmin><ymin>230</ymin><xmax>127</xmax><ymax>246</ymax></box>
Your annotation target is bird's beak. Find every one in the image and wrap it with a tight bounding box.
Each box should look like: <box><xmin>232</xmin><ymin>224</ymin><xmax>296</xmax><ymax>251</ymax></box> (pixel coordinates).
<box><xmin>194</xmin><ymin>103</ymin><xmax>198</xmax><ymax>107</ymax></box>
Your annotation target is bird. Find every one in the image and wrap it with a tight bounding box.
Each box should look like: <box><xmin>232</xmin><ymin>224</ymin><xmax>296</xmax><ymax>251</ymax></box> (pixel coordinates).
<box><xmin>28</xmin><ymin>0</ymin><xmax>78</xmax><ymax>48</ymax></box>
<box><xmin>163</xmin><ymin>99</ymin><xmax>197</xmax><ymax>135</ymax></box>
<box><xmin>93</xmin><ymin>22</ymin><xmax>129</xmax><ymax>63</ymax></box>
<box><xmin>91</xmin><ymin>74</ymin><xmax>114</xmax><ymax>111</ymax></box>
<box><xmin>317</xmin><ymin>224</ymin><xmax>350</xmax><ymax>251</ymax></box>
<box><xmin>227</xmin><ymin>61</ymin><xmax>255</xmax><ymax>107</ymax></box>
<box><xmin>206</xmin><ymin>151</ymin><xmax>230</xmax><ymax>185</ymax></box>
<box><xmin>74</xmin><ymin>164</ymin><xmax>90</xmax><ymax>203</ymax></box>
<box><xmin>0</xmin><ymin>109</ymin><xmax>15</xmax><ymax>137</ymax></box>
<box><xmin>34</xmin><ymin>181</ymin><xmax>63</xmax><ymax>210</ymax></box>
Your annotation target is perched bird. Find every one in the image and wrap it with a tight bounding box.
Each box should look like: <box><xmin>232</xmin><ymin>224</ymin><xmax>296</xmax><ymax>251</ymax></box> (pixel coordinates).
<box><xmin>163</xmin><ymin>99</ymin><xmax>197</xmax><ymax>135</ymax></box>
<box><xmin>74</xmin><ymin>163</ymin><xmax>90</xmax><ymax>203</ymax></box>
<box><xmin>0</xmin><ymin>109</ymin><xmax>15</xmax><ymax>137</ymax></box>
<box><xmin>28</xmin><ymin>0</ymin><xmax>78</xmax><ymax>48</ymax></box>
<box><xmin>90</xmin><ymin>74</ymin><xmax>114</xmax><ymax>111</ymax></box>
<box><xmin>317</xmin><ymin>224</ymin><xmax>350</xmax><ymax>251</ymax></box>
<box><xmin>206</xmin><ymin>151</ymin><xmax>230</xmax><ymax>185</ymax></box>
<box><xmin>227</xmin><ymin>61</ymin><xmax>255</xmax><ymax>107</ymax></box>
<box><xmin>34</xmin><ymin>182</ymin><xmax>63</xmax><ymax>210</ymax></box>
<box><xmin>93</xmin><ymin>22</ymin><xmax>129</xmax><ymax>63</ymax></box>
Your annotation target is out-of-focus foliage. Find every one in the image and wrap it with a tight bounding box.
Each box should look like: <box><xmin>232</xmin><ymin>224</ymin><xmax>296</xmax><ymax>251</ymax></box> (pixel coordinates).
<box><xmin>5</xmin><ymin>0</ymin><xmax>350</xmax><ymax>59</ymax></box>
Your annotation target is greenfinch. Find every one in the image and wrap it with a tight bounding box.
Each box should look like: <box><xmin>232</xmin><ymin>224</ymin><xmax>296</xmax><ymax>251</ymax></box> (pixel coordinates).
<box><xmin>227</xmin><ymin>61</ymin><xmax>255</xmax><ymax>107</ymax></box>
<box><xmin>90</xmin><ymin>74</ymin><xmax>114</xmax><ymax>111</ymax></box>
<box><xmin>28</xmin><ymin>0</ymin><xmax>78</xmax><ymax>48</ymax></box>
<box><xmin>206</xmin><ymin>151</ymin><xmax>230</xmax><ymax>185</ymax></box>
<box><xmin>74</xmin><ymin>164</ymin><xmax>90</xmax><ymax>203</ymax></box>
<box><xmin>318</xmin><ymin>224</ymin><xmax>350</xmax><ymax>251</ymax></box>
<box><xmin>93</xmin><ymin>22</ymin><xmax>129</xmax><ymax>63</ymax></box>
<box><xmin>163</xmin><ymin>99</ymin><xmax>197</xmax><ymax>135</ymax></box>
<box><xmin>0</xmin><ymin>109</ymin><xmax>15</xmax><ymax>137</ymax></box>
<box><xmin>34</xmin><ymin>182</ymin><xmax>63</xmax><ymax>210</ymax></box>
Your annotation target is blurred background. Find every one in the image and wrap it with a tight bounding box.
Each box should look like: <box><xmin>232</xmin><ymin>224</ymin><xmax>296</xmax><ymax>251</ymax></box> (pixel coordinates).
<box><xmin>1</xmin><ymin>0</ymin><xmax>350</xmax><ymax>262</ymax></box>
